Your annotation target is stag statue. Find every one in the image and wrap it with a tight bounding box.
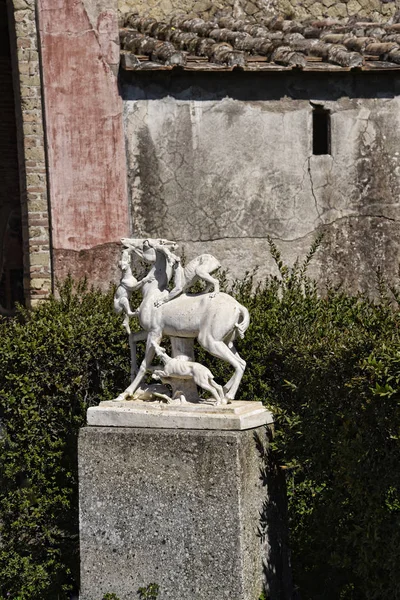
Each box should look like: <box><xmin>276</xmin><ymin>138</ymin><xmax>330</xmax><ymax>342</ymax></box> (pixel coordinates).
<box><xmin>113</xmin><ymin>238</ymin><xmax>249</xmax><ymax>404</ymax></box>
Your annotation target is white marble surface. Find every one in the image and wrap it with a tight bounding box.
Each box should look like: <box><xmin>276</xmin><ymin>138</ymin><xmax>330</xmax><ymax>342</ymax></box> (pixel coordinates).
<box><xmin>114</xmin><ymin>238</ymin><xmax>250</xmax><ymax>403</ymax></box>
<box><xmin>87</xmin><ymin>400</ymin><xmax>273</xmax><ymax>431</ymax></box>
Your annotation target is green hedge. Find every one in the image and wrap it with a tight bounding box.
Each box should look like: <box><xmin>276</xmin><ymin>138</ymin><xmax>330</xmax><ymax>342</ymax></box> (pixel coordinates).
<box><xmin>233</xmin><ymin>241</ymin><xmax>400</xmax><ymax>600</ymax></box>
<box><xmin>0</xmin><ymin>279</ymin><xmax>133</xmax><ymax>599</ymax></box>
<box><xmin>1</xmin><ymin>245</ymin><xmax>400</xmax><ymax>599</ymax></box>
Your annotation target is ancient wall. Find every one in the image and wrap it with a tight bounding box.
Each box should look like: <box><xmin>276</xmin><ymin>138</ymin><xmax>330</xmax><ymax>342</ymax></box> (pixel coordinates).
<box><xmin>7</xmin><ymin>0</ymin><xmax>400</xmax><ymax>298</ymax></box>
<box><xmin>36</xmin><ymin>0</ymin><xmax>130</xmax><ymax>290</ymax></box>
<box><xmin>7</xmin><ymin>0</ymin><xmax>52</xmax><ymax>306</ymax></box>
<box><xmin>118</xmin><ymin>0</ymin><xmax>399</xmax><ymax>24</ymax></box>
<box><xmin>6</xmin><ymin>0</ymin><xmax>130</xmax><ymax>296</ymax></box>
<box><xmin>122</xmin><ymin>70</ymin><xmax>400</xmax><ymax>293</ymax></box>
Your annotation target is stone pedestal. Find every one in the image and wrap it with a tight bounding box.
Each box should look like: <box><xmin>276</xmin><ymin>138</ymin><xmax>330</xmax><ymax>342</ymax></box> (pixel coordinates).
<box><xmin>79</xmin><ymin>402</ymin><xmax>291</xmax><ymax>600</ymax></box>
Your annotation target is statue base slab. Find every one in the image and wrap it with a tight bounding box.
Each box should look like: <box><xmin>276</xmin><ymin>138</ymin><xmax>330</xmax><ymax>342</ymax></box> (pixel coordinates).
<box><xmin>87</xmin><ymin>399</ymin><xmax>273</xmax><ymax>430</ymax></box>
<box><xmin>79</xmin><ymin>421</ymin><xmax>292</xmax><ymax>600</ymax></box>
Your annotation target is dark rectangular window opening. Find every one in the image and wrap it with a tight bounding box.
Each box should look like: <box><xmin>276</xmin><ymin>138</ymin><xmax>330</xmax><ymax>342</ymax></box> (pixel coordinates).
<box><xmin>312</xmin><ymin>107</ymin><xmax>331</xmax><ymax>155</ymax></box>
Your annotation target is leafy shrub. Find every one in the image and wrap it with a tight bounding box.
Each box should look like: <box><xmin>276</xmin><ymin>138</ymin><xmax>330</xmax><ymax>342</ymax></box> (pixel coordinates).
<box><xmin>0</xmin><ymin>278</ymin><xmax>134</xmax><ymax>599</ymax></box>
<box><xmin>1</xmin><ymin>245</ymin><xmax>400</xmax><ymax>599</ymax></box>
<box><xmin>102</xmin><ymin>585</ymin><xmax>159</xmax><ymax>600</ymax></box>
<box><xmin>137</xmin><ymin>583</ymin><xmax>159</xmax><ymax>599</ymax></box>
<box><xmin>224</xmin><ymin>240</ymin><xmax>400</xmax><ymax>600</ymax></box>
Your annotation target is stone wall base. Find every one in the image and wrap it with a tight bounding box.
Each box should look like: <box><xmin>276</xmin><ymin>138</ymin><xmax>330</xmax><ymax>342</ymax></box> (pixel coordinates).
<box><xmin>79</xmin><ymin>422</ymin><xmax>292</xmax><ymax>599</ymax></box>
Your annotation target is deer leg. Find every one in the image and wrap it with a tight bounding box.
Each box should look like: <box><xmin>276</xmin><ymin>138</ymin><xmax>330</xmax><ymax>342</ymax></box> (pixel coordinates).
<box><xmin>228</xmin><ymin>342</ymin><xmax>246</xmax><ymax>370</ymax></box>
<box><xmin>195</xmin><ymin>268</ymin><xmax>220</xmax><ymax>294</ymax></box>
<box><xmin>223</xmin><ymin>354</ymin><xmax>247</xmax><ymax>395</ymax></box>
<box><xmin>128</xmin><ymin>330</ymin><xmax>147</xmax><ymax>379</ymax></box>
<box><xmin>197</xmin><ymin>335</ymin><xmax>245</xmax><ymax>401</ymax></box>
<box><xmin>115</xmin><ymin>331</ymin><xmax>162</xmax><ymax>401</ymax></box>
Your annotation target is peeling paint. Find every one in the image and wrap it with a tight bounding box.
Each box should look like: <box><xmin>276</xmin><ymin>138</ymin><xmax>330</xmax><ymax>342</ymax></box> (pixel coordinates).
<box><xmin>37</xmin><ymin>0</ymin><xmax>128</xmax><ymax>260</ymax></box>
<box><xmin>53</xmin><ymin>242</ymin><xmax>122</xmax><ymax>291</ymax></box>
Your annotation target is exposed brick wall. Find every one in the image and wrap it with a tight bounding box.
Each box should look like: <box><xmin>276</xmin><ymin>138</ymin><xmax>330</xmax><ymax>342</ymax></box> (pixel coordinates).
<box><xmin>118</xmin><ymin>0</ymin><xmax>399</xmax><ymax>23</ymax></box>
<box><xmin>8</xmin><ymin>0</ymin><xmax>52</xmax><ymax>306</ymax></box>
<box><xmin>6</xmin><ymin>0</ymin><xmax>129</xmax><ymax>300</ymax></box>
<box><xmin>0</xmin><ymin>0</ymin><xmax>23</xmax><ymax>309</ymax></box>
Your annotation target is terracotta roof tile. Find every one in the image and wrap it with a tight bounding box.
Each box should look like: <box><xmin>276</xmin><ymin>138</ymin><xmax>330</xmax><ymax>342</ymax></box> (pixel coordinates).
<box><xmin>120</xmin><ymin>14</ymin><xmax>400</xmax><ymax>72</ymax></box>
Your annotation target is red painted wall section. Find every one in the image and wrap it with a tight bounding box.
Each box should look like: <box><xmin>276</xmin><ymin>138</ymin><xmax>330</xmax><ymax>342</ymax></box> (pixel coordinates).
<box><xmin>37</xmin><ymin>0</ymin><xmax>129</xmax><ymax>286</ymax></box>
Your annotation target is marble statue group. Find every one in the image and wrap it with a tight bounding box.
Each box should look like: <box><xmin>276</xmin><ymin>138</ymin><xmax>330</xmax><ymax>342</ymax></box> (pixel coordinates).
<box><xmin>113</xmin><ymin>238</ymin><xmax>249</xmax><ymax>404</ymax></box>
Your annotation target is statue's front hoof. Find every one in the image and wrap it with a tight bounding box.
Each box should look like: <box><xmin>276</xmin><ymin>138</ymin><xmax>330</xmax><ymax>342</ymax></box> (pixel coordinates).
<box><xmin>113</xmin><ymin>392</ymin><xmax>128</xmax><ymax>402</ymax></box>
<box><xmin>222</xmin><ymin>393</ymin><xmax>233</xmax><ymax>404</ymax></box>
<box><xmin>215</xmin><ymin>396</ymin><xmax>229</xmax><ymax>405</ymax></box>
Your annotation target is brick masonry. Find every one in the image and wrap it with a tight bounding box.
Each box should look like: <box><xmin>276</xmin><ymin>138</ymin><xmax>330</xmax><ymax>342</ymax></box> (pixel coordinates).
<box><xmin>118</xmin><ymin>0</ymin><xmax>399</xmax><ymax>24</ymax></box>
<box><xmin>8</xmin><ymin>0</ymin><xmax>52</xmax><ymax>306</ymax></box>
<box><xmin>7</xmin><ymin>0</ymin><xmax>129</xmax><ymax>303</ymax></box>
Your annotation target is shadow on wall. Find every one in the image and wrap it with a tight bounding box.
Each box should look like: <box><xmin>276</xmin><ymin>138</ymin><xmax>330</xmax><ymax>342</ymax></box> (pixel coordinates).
<box><xmin>0</xmin><ymin>210</ymin><xmax>24</xmax><ymax>312</ymax></box>
<box><xmin>0</xmin><ymin>0</ymin><xmax>24</xmax><ymax>312</ymax></box>
<box><xmin>120</xmin><ymin>69</ymin><xmax>399</xmax><ymax>103</ymax></box>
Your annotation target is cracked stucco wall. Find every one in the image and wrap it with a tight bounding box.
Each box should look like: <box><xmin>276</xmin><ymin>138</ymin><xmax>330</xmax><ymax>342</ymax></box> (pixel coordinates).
<box><xmin>122</xmin><ymin>71</ymin><xmax>400</xmax><ymax>292</ymax></box>
<box><xmin>118</xmin><ymin>0</ymin><xmax>399</xmax><ymax>23</ymax></box>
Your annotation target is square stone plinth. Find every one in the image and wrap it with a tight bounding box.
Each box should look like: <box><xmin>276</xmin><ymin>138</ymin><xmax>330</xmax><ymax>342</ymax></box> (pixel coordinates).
<box><xmin>79</xmin><ymin>412</ymin><xmax>291</xmax><ymax>599</ymax></box>
<box><xmin>87</xmin><ymin>399</ymin><xmax>273</xmax><ymax>431</ymax></box>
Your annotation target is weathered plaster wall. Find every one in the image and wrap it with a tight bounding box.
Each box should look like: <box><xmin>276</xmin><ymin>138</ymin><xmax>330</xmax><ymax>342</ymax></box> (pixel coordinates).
<box><xmin>37</xmin><ymin>0</ymin><xmax>129</xmax><ymax>289</ymax></box>
<box><xmin>122</xmin><ymin>71</ymin><xmax>400</xmax><ymax>293</ymax></box>
<box><xmin>118</xmin><ymin>0</ymin><xmax>399</xmax><ymax>24</ymax></box>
